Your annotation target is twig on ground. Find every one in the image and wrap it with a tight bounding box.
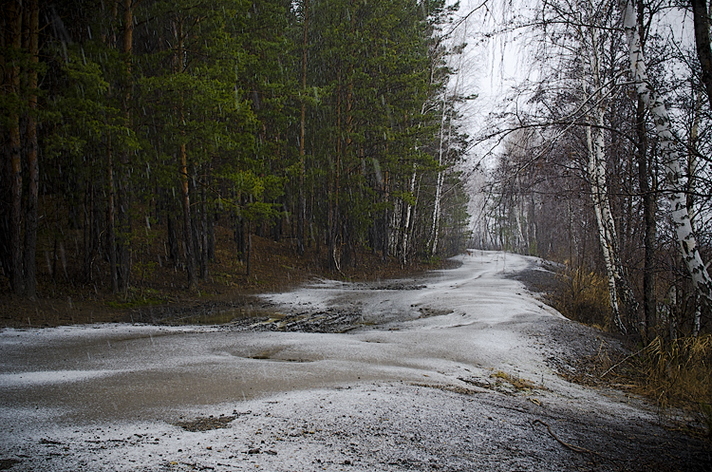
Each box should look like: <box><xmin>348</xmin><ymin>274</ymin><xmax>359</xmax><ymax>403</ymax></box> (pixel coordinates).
<box><xmin>531</xmin><ymin>419</ymin><xmax>599</xmax><ymax>455</ymax></box>
<box><xmin>600</xmin><ymin>346</ymin><xmax>646</xmax><ymax>378</ymax></box>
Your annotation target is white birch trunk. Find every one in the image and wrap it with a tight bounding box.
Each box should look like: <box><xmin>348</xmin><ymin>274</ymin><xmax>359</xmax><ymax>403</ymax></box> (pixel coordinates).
<box><xmin>516</xmin><ymin>191</ymin><xmax>527</xmax><ymax>252</ymax></box>
<box><xmin>428</xmin><ymin>27</ymin><xmax>465</xmax><ymax>257</ymax></box>
<box><xmin>624</xmin><ymin>2</ymin><xmax>712</xmax><ymax>312</ymax></box>
<box><xmin>585</xmin><ymin>25</ymin><xmax>635</xmax><ymax>333</ymax></box>
<box><xmin>430</xmin><ymin>170</ymin><xmax>444</xmax><ymax>255</ymax></box>
<box><xmin>389</xmin><ymin>200</ymin><xmax>400</xmax><ymax>256</ymax></box>
<box><xmin>429</xmin><ymin>101</ymin><xmax>447</xmax><ymax>256</ymax></box>
<box><xmin>587</xmin><ymin>124</ymin><xmax>626</xmax><ymax>333</ymax></box>
<box><xmin>400</xmin><ymin>165</ymin><xmax>418</xmax><ymax>265</ymax></box>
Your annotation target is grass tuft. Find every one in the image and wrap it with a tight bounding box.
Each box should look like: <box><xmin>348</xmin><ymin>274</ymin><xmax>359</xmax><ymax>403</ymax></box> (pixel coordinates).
<box><xmin>490</xmin><ymin>370</ymin><xmax>539</xmax><ymax>391</ymax></box>
<box><xmin>637</xmin><ymin>336</ymin><xmax>712</xmax><ymax>412</ymax></box>
<box><xmin>549</xmin><ymin>267</ymin><xmax>611</xmax><ymax>330</ymax></box>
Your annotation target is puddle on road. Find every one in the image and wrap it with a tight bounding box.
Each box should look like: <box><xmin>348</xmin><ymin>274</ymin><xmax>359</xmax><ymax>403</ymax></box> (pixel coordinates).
<box><xmin>246</xmin><ymin>348</ymin><xmax>315</xmax><ymax>363</ymax></box>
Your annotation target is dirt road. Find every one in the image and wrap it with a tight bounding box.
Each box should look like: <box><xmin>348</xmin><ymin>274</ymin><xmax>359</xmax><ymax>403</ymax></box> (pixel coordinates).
<box><xmin>0</xmin><ymin>251</ymin><xmax>709</xmax><ymax>471</ymax></box>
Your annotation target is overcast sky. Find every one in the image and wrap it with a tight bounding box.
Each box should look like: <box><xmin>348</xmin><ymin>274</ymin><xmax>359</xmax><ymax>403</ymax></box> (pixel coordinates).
<box><xmin>447</xmin><ymin>0</ymin><xmax>699</xmax><ymax>231</ymax></box>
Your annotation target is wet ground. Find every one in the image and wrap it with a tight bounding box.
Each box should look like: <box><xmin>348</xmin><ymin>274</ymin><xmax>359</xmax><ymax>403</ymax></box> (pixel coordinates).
<box><xmin>0</xmin><ymin>251</ymin><xmax>710</xmax><ymax>471</ymax></box>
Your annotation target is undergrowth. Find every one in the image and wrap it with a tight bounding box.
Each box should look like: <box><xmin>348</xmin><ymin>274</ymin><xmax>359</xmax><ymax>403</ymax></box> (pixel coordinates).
<box><xmin>549</xmin><ymin>267</ymin><xmax>611</xmax><ymax>329</ymax></box>
<box><xmin>546</xmin><ymin>265</ymin><xmax>712</xmax><ymax>435</ymax></box>
<box><xmin>572</xmin><ymin>332</ymin><xmax>712</xmax><ymax>436</ymax></box>
<box><xmin>633</xmin><ymin>335</ymin><xmax>712</xmax><ymax>434</ymax></box>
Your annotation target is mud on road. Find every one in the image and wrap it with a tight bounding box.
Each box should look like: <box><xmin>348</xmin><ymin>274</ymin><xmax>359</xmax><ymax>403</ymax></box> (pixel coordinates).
<box><xmin>1</xmin><ymin>251</ymin><xmax>710</xmax><ymax>471</ymax></box>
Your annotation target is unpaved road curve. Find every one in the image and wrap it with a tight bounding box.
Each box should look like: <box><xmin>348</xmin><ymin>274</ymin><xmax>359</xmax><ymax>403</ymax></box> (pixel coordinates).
<box><xmin>0</xmin><ymin>251</ymin><xmax>709</xmax><ymax>471</ymax></box>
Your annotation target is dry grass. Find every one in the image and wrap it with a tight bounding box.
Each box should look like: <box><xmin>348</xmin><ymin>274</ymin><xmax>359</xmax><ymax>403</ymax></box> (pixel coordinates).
<box><xmin>636</xmin><ymin>336</ymin><xmax>712</xmax><ymax>420</ymax></box>
<box><xmin>549</xmin><ymin>267</ymin><xmax>612</xmax><ymax>329</ymax></box>
<box><xmin>587</xmin><ymin>335</ymin><xmax>712</xmax><ymax>436</ymax></box>
<box><xmin>544</xmin><ymin>265</ymin><xmax>712</xmax><ymax>435</ymax></box>
<box><xmin>490</xmin><ymin>370</ymin><xmax>541</xmax><ymax>392</ymax></box>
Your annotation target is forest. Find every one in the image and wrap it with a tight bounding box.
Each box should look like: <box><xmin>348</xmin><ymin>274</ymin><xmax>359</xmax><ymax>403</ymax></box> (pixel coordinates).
<box><xmin>0</xmin><ymin>0</ymin><xmax>472</xmax><ymax>304</ymax></box>
<box><xmin>469</xmin><ymin>0</ymin><xmax>712</xmax><ymax>344</ymax></box>
<box><xmin>3</xmin><ymin>0</ymin><xmax>712</xmax><ymax>347</ymax></box>
<box><xmin>4</xmin><ymin>0</ymin><xmax>712</xmax><ymax>439</ymax></box>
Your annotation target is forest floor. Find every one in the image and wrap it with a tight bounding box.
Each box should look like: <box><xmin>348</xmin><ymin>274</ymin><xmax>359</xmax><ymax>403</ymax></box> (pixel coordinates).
<box><xmin>0</xmin><ymin>233</ymin><xmax>456</xmax><ymax>329</ymax></box>
<box><xmin>1</xmin><ymin>251</ymin><xmax>711</xmax><ymax>471</ymax></box>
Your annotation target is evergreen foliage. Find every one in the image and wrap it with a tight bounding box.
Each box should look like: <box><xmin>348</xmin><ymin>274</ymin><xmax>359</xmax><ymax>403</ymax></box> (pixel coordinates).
<box><xmin>0</xmin><ymin>0</ymin><xmax>471</xmax><ymax>295</ymax></box>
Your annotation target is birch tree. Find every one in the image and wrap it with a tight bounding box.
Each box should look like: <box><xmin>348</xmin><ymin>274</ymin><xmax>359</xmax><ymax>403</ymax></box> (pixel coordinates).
<box><xmin>585</xmin><ymin>19</ymin><xmax>634</xmax><ymax>333</ymax></box>
<box><xmin>623</xmin><ymin>1</ymin><xmax>712</xmax><ymax>330</ymax></box>
<box><xmin>526</xmin><ymin>0</ymin><xmax>639</xmax><ymax>332</ymax></box>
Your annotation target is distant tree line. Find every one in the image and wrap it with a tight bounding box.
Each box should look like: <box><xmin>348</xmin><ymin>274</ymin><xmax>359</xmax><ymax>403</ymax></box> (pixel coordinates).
<box><xmin>1</xmin><ymin>0</ymin><xmax>472</xmax><ymax>298</ymax></box>
<box><xmin>474</xmin><ymin>0</ymin><xmax>712</xmax><ymax>340</ymax></box>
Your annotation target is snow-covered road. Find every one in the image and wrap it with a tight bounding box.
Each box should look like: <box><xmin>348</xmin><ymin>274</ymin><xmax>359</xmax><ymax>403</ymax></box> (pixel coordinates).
<box><xmin>0</xmin><ymin>251</ymin><xmax>708</xmax><ymax>471</ymax></box>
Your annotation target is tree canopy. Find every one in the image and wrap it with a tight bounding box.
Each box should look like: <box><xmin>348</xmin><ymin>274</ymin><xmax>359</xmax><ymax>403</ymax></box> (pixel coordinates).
<box><xmin>0</xmin><ymin>0</ymin><xmax>471</xmax><ymax>298</ymax></box>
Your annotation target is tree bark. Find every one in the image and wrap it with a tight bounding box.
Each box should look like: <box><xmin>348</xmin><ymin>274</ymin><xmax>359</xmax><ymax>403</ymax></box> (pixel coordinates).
<box><xmin>5</xmin><ymin>0</ymin><xmax>24</xmax><ymax>295</ymax></box>
<box><xmin>691</xmin><ymin>0</ymin><xmax>712</xmax><ymax>109</ymax></box>
<box><xmin>180</xmin><ymin>141</ymin><xmax>197</xmax><ymax>291</ymax></box>
<box><xmin>429</xmin><ymin>99</ymin><xmax>447</xmax><ymax>257</ymax></box>
<box><xmin>107</xmin><ymin>140</ymin><xmax>119</xmax><ymax>293</ymax></box>
<box><xmin>400</xmin><ymin>165</ymin><xmax>417</xmax><ymax>265</ymax></box>
<box><xmin>116</xmin><ymin>0</ymin><xmax>135</xmax><ymax>293</ymax></box>
<box><xmin>198</xmin><ymin>184</ymin><xmax>209</xmax><ymax>280</ymax></box>
<box><xmin>172</xmin><ymin>16</ymin><xmax>197</xmax><ymax>291</ymax></box>
<box><xmin>23</xmin><ymin>0</ymin><xmax>40</xmax><ymax>299</ymax></box>
<box><xmin>329</xmin><ymin>78</ymin><xmax>344</xmax><ymax>272</ymax></box>
<box><xmin>246</xmin><ymin>225</ymin><xmax>252</xmax><ymax>278</ymax></box>
<box><xmin>636</xmin><ymin>96</ymin><xmax>657</xmax><ymax>341</ymax></box>
<box><xmin>297</xmin><ymin>0</ymin><xmax>309</xmax><ymax>256</ymax></box>
<box><xmin>585</xmin><ymin>26</ymin><xmax>637</xmax><ymax>334</ymax></box>
<box><xmin>587</xmin><ymin>123</ymin><xmax>629</xmax><ymax>334</ymax></box>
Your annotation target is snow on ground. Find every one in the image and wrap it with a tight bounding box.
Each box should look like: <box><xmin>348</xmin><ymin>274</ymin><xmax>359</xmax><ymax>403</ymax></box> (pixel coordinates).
<box><xmin>0</xmin><ymin>251</ymin><xmax>709</xmax><ymax>471</ymax></box>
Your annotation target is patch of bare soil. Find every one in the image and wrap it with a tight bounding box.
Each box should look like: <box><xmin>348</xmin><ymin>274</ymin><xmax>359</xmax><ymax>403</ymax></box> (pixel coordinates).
<box><xmin>174</xmin><ymin>414</ymin><xmax>240</xmax><ymax>432</ymax></box>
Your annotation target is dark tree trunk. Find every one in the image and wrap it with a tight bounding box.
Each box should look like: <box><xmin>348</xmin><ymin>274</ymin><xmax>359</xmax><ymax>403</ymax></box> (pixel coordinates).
<box><xmin>637</xmin><ymin>96</ymin><xmax>657</xmax><ymax>341</ymax></box>
<box><xmin>207</xmin><ymin>212</ymin><xmax>215</xmax><ymax>261</ymax></box>
<box><xmin>246</xmin><ymin>223</ymin><xmax>252</xmax><ymax>277</ymax></box>
<box><xmin>180</xmin><ymin>143</ymin><xmax>197</xmax><ymax>291</ymax></box>
<box><xmin>234</xmin><ymin>214</ymin><xmax>246</xmax><ymax>262</ymax></box>
<box><xmin>166</xmin><ymin>210</ymin><xmax>179</xmax><ymax>266</ymax></box>
<box><xmin>116</xmin><ymin>0</ymin><xmax>135</xmax><ymax>293</ymax></box>
<box><xmin>22</xmin><ymin>0</ymin><xmax>39</xmax><ymax>299</ymax></box>
<box><xmin>692</xmin><ymin>0</ymin><xmax>712</xmax><ymax>109</ymax></box>
<box><xmin>197</xmin><ymin>189</ymin><xmax>209</xmax><ymax>280</ymax></box>
<box><xmin>272</xmin><ymin>213</ymin><xmax>282</xmax><ymax>242</ymax></box>
<box><xmin>297</xmin><ymin>0</ymin><xmax>309</xmax><ymax>256</ymax></box>
<box><xmin>107</xmin><ymin>142</ymin><xmax>119</xmax><ymax>293</ymax></box>
<box><xmin>83</xmin><ymin>184</ymin><xmax>101</xmax><ymax>283</ymax></box>
<box><xmin>5</xmin><ymin>0</ymin><xmax>24</xmax><ymax>295</ymax></box>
